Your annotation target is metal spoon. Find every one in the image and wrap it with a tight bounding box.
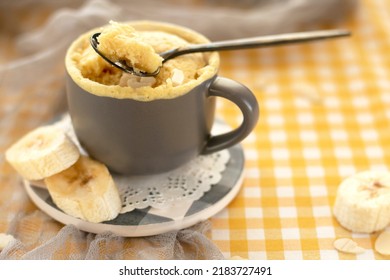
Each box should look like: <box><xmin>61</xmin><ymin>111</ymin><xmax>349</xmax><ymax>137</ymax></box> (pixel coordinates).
<box><xmin>90</xmin><ymin>29</ymin><xmax>350</xmax><ymax>77</ymax></box>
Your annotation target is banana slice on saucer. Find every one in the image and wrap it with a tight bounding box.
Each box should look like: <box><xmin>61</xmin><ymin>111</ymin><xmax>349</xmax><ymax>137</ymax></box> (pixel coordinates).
<box><xmin>44</xmin><ymin>156</ymin><xmax>122</xmax><ymax>223</ymax></box>
<box><xmin>5</xmin><ymin>125</ymin><xmax>80</xmax><ymax>180</ymax></box>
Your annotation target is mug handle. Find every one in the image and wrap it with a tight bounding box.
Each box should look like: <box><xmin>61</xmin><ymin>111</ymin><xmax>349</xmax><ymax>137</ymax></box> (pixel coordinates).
<box><xmin>202</xmin><ymin>77</ymin><xmax>260</xmax><ymax>154</ymax></box>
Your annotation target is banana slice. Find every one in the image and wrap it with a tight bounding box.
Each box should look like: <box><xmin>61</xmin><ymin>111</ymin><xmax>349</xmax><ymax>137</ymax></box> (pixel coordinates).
<box><xmin>44</xmin><ymin>156</ymin><xmax>122</xmax><ymax>223</ymax></box>
<box><xmin>5</xmin><ymin>125</ymin><xmax>80</xmax><ymax>180</ymax></box>
<box><xmin>333</xmin><ymin>170</ymin><xmax>390</xmax><ymax>233</ymax></box>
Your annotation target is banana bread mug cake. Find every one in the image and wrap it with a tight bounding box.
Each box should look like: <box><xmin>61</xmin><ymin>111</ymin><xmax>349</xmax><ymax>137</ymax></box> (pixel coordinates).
<box><xmin>66</xmin><ymin>20</ymin><xmax>219</xmax><ymax>101</ymax></box>
<box><xmin>65</xmin><ymin>21</ymin><xmax>259</xmax><ymax>175</ymax></box>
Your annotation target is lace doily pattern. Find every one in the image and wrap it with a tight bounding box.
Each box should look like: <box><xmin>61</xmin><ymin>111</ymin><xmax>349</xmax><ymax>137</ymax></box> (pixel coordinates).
<box><xmin>115</xmin><ymin>149</ymin><xmax>230</xmax><ymax>213</ymax></box>
<box><xmin>54</xmin><ymin>115</ymin><xmax>231</xmax><ymax>213</ymax></box>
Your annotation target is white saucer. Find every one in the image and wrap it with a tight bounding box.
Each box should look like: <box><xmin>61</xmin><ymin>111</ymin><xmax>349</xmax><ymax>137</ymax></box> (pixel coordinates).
<box><xmin>24</xmin><ymin>144</ymin><xmax>245</xmax><ymax>237</ymax></box>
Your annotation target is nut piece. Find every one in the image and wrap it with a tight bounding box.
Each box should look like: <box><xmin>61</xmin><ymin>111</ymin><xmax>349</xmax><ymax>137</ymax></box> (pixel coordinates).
<box><xmin>0</xmin><ymin>233</ymin><xmax>15</xmax><ymax>250</ymax></box>
<box><xmin>119</xmin><ymin>73</ymin><xmax>156</xmax><ymax>88</ymax></box>
<box><xmin>374</xmin><ymin>231</ymin><xmax>390</xmax><ymax>256</ymax></box>
<box><xmin>333</xmin><ymin>238</ymin><xmax>365</xmax><ymax>254</ymax></box>
<box><xmin>171</xmin><ymin>69</ymin><xmax>185</xmax><ymax>86</ymax></box>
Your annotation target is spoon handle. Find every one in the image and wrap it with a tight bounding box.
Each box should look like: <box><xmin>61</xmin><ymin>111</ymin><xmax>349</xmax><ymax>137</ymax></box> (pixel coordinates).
<box><xmin>161</xmin><ymin>29</ymin><xmax>350</xmax><ymax>60</ymax></box>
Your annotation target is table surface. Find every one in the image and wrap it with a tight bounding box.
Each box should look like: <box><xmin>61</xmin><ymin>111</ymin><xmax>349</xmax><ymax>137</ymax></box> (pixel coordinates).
<box><xmin>1</xmin><ymin>0</ymin><xmax>390</xmax><ymax>260</ymax></box>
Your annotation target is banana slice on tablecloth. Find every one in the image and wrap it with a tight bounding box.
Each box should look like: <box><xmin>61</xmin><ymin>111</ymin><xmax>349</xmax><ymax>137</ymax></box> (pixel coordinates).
<box><xmin>5</xmin><ymin>125</ymin><xmax>80</xmax><ymax>180</ymax></box>
<box><xmin>44</xmin><ymin>156</ymin><xmax>122</xmax><ymax>223</ymax></box>
<box><xmin>333</xmin><ymin>170</ymin><xmax>390</xmax><ymax>233</ymax></box>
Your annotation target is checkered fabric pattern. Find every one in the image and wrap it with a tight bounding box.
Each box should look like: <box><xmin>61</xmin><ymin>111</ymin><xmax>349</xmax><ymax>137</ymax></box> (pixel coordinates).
<box><xmin>210</xmin><ymin>0</ymin><xmax>390</xmax><ymax>260</ymax></box>
<box><xmin>1</xmin><ymin>0</ymin><xmax>390</xmax><ymax>260</ymax></box>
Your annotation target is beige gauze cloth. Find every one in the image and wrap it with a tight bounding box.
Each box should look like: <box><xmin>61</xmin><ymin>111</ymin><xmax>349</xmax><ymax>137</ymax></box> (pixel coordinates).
<box><xmin>0</xmin><ymin>0</ymin><xmax>357</xmax><ymax>259</ymax></box>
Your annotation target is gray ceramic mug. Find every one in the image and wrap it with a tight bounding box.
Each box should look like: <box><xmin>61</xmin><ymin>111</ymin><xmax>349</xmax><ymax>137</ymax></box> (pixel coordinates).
<box><xmin>65</xmin><ymin>21</ymin><xmax>259</xmax><ymax>175</ymax></box>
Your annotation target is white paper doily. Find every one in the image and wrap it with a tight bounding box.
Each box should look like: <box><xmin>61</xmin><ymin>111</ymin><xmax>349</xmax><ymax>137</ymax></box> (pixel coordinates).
<box><xmin>115</xmin><ymin>149</ymin><xmax>230</xmax><ymax>213</ymax></box>
<box><xmin>53</xmin><ymin>115</ymin><xmax>231</xmax><ymax>213</ymax></box>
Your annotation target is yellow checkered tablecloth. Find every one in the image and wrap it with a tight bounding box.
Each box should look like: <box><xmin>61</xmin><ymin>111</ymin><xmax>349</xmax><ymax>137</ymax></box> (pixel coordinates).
<box><xmin>211</xmin><ymin>0</ymin><xmax>390</xmax><ymax>260</ymax></box>
<box><xmin>1</xmin><ymin>0</ymin><xmax>390</xmax><ymax>260</ymax></box>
